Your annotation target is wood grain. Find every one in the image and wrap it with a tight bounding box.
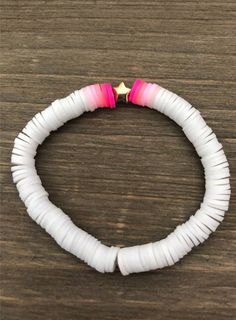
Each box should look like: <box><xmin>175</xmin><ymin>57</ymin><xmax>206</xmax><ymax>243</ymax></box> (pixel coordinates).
<box><xmin>1</xmin><ymin>1</ymin><xmax>236</xmax><ymax>319</ymax></box>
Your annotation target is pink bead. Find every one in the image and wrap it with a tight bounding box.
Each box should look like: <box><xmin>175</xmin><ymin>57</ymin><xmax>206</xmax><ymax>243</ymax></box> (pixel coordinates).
<box><xmin>106</xmin><ymin>84</ymin><xmax>116</xmax><ymax>108</ymax></box>
<box><xmin>128</xmin><ymin>79</ymin><xmax>145</xmax><ymax>104</ymax></box>
<box><xmin>87</xmin><ymin>84</ymin><xmax>101</xmax><ymax>106</ymax></box>
<box><xmin>140</xmin><ymin>83</ymin><xmax>153</xmax><ymax>106</ymax></box>
<box><xmin>95</xmin><ymin>84</ymin><xmax>106</xmax><ymax>107</ymax></box>
<box><xmin>134</xmin><ymin>82</ymin><xmax>148</xmax><ymax>106</ymax></box>
<box><xmin>83</xmin><ymin>83</ymin><xmax>116</xmax><ymax>109</ymax></box>
<box><xmin>100</xmin><ymin>84</ymin><xmax>109</xmax><ymax>107</ymax></box>
<box><xmin>82</xmin><ymin>86</ymin><xmax>97</xmax><ymax>109</ymax></box>
<box><xmin>128</xmin><ymin>79</ymin><xmax>161</xmax><ymax>107</ymax></box>
<box><xmin>148</xmin><ymin>84</ymin><xmax>161</xmax><ymax>106</ymax></box>
<box><xmin>100</xmin><ymin>83</ymin><xmax>116</xmax><ymax>108</ymax></box>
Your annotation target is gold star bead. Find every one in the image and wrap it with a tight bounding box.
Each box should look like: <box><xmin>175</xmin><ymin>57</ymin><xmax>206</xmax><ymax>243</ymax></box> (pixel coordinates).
<box><xmin>113</xmin><ymin>82</ymin><xmax>131</xmax><ymax>102</ymax></box>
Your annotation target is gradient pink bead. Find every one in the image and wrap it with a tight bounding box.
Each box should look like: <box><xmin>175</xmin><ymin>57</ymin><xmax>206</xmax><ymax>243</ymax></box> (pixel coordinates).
<box><xmin>128</xmin><ymin>79</ymin><xmax>161</xmax><ymax>107</ymax></box>
<box><xmin>83</xmin><ymin>83</ymin><xmax>116</xmax><ymax>109</ymax></box>
<box><xmin>135</xmin><ymin>82</ymin><xmax>149</xmax><ymax>106</ymax></box>
<box><xmin>83</xmin><ymin>85</ymin><xmax>97</xmax><ymax>109</ymax></box>
<box><xmin>147</xmin><ymin>84</ymin><xmax>161</xmax><ymax>107</ymax></box>
<box><xmin>100</xmin><ymin>83</ymin><xmax>116</xmax><ymax>108</ymax></box>
<box><xmin>140</xmin><ymin>83</ymin><xmax>153</xmax><ymax>106</ymax></box>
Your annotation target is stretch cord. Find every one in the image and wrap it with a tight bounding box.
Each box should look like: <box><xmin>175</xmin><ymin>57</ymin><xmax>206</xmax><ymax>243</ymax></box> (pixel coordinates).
<box><xmin>11</xmin><ymin>79</ymin><xmax>230</xmax><ymax>275</ymax></box>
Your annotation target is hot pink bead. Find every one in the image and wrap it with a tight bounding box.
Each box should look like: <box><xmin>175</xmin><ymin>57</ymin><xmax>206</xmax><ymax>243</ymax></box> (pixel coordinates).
<box><xmin>128</xmin><ymin>79</ymin><xmax>145</xmax><ymax>104</ymax></box>
<box><xmin>128</xmin><ymin>79</ymin><xmax>161</xmax><ymax>107</ymax></box>
<box><xmin>100</xmin><ymin>83</ymin><xmax>116</xmax><ymax>108</ymax></box>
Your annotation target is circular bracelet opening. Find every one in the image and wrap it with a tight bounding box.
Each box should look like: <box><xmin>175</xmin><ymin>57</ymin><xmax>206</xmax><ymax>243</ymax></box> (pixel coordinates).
<box><xmin>36</xmin><ymin>105</ymin><xmax>204</xmax><ymax>248</ymax></box>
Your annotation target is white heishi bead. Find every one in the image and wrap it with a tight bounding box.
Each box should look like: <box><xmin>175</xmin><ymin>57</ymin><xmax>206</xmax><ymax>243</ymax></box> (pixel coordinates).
<box><xmin>73</xmin><ymin>90</ymin><xmax>88</xmax><ymax>113</ymax></box>
<box><xmin>180</xmin><ymin>222</ymin><xmax>200</xmax><ymax>246</ymax></box>
<box><xmin>139</xmin><ymin>243</ymin><xmax>159</xmax><ymax>271</ymax></box>
<box><xmin>11</xmin><ymin>82</ymin><xmax>230</xmax><ymax>275</ymax></box>
<box><xmin>165</xmin><ymin>235</ymin><xmax>181</xmax><ymax>262</ymax></box>
<box><xmin>51</xmin><ymin>100</ymin><xmax>67</xmax><ymax>123</ymax></box>
<box><xmin>152</xmin><ymin>241</ymin><xmax>169</xmax><ymax>268</ymax></box>
<box><xmin>14</xmin><ymin>138</ymin><xmax>37</xmax><ymax>155</ymax></box>
<box><xmin>160</xmin><ymin>239</ymin><xmax>175</xmax><ymax>266</ymax></box>
<box><xmin>175</xmin><ymin>225</ymin><xmax>194</xmax><ymax>249</ymax></box>
<box><xmin>41</xmin><ymin>106</ymin><xmax>63</xmax><ymax>131</ymax></box>
<box><xmin>173</xmin><ymin>227</ymin><xmax>193</xmax><ymax>253</ymax></box>
<box><xmin>12</xmin><ymin>147</ymin><xmax>34</xmax><ymax>157</ymax></box>
<box><xmin>34</xmin><ymin>112</ymin><xmax>52</xmax><ymax>132</ymax></box>
<box><xmin>54</xmin><ymin>219</ymin><xmax>75</xmax><ymax>245</ymax></box>
<box><xmin>60</xmin><ymin>225</ymin><xmax>79</xmax><ymax>251</ymax></box>
<box><xmin>104</xmin><ymin>246</ymin><xmax>120</xmax><ymax>273</ymax></box>
<box><xmin>118</xmin><ymin>246</ymin><xmax>142</xmax><ymax>275</ymax></box>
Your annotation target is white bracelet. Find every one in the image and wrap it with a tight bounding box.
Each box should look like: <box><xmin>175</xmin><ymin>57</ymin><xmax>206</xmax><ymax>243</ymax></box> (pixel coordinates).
<box><xmin>11</xmin><ymin>79</ymin><xmax>231</xmax><ymax>275</ymax></box>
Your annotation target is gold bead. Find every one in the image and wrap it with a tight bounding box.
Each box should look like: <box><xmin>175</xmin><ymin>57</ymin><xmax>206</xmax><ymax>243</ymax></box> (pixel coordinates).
<box><xmin>113</xmin><ymin>82</ymin><xmax>131</xmax><ymax>102</ymax></box>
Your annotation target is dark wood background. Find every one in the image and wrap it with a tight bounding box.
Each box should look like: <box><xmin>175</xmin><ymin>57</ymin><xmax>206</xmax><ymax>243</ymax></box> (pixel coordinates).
<box><xmin>1</xmin><ymin>1</ymin><xmax>236</xmax><ymax>319</ymax></box>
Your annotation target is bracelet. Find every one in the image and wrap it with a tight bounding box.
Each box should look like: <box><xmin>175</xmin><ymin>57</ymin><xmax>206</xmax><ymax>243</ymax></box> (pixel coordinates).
<box><xmin>11</xmin><ymin>79</ymin><xmax>231</xmax><ymax>275</ymax></box>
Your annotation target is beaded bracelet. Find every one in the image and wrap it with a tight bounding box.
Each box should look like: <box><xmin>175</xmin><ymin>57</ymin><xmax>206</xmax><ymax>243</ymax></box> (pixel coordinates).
<box><xmin>11</xmin><ymin>79</ymin><xmax>231</xmax><ymax>275</ymax></box>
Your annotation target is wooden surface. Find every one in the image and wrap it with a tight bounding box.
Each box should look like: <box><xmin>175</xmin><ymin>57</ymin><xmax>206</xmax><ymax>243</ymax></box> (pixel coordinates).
<box><xmin>1</xmin><ymin>1</ymin><xmax>236</xmax><ymax>319</ymax></box>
